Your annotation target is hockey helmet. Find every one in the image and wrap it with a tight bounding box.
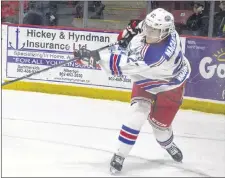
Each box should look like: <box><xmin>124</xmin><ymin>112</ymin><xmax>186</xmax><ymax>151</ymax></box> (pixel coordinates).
<box><xmin>143</xmin><ymin>8</ymin><xmax>175</xmax><ymax>43</ymax></box>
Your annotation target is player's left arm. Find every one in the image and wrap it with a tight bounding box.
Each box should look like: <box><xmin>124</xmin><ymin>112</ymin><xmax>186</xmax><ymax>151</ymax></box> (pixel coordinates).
<box><xmin>98</xmin><ymin>52</ymin><xmax>149</xmax><ymax>76</ymax></box>
<box><xmin>73</xmin><ymin>47</ymin><xmax>148</xmax><ymax>75</ymax></box>
<box><xmin>73</xmin><ymin>44</ymin><xmax>164</xmax><ymax>76</ymax></box>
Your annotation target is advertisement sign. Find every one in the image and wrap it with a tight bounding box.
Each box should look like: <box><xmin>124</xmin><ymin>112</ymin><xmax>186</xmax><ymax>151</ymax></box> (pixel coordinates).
<box><xmin>6</xmin><ymin>25</ymin><xmax>132</xmax><ymax>90</ymax></box>
<box><xmin>185</xmin><ymin>38</ymin><xmax>225</xmax><ymax>101</ymax></box>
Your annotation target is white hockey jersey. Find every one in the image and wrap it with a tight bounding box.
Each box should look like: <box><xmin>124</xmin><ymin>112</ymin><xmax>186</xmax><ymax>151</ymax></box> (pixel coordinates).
<box><xmin>98</xmin><ymin>30</ymin><xmax>191</xmax><ymax>94</ymax></box>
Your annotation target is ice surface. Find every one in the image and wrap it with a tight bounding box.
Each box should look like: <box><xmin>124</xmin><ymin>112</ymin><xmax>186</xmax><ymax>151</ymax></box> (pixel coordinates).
<box><xmin>2</xmin><ymin>90</ymin><xmax>225</xmax><ymax>177</ymax></box>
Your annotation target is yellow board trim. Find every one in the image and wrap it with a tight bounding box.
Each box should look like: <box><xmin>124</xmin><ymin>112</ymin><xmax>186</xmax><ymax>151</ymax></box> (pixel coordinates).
<box><xmin>2</xmin><ymin>81</ymin><xmax>225</xmax><ymax>115</ymax></box>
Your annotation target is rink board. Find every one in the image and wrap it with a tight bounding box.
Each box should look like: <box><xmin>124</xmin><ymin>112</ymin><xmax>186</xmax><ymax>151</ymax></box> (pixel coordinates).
<box><xmin>3</xmin><ymin>81</ymin><xmax>225</xmax><ymax>115</ymax></box>
<box><xmin>2</xmin><ymin>24</ymin><xmax>225</xmax><ymax>115</ymax></box>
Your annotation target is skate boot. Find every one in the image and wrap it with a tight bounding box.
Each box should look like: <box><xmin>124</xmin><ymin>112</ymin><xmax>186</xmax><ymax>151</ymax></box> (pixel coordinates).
<box><xmin>110</xmin><ymin>154</ymin><xmax>125</xmax><ymax>174</ymax></box>
<box><xmin>166</xmin><ymin>142</ymin><xmax>183</xmax><ymax>162</ymax></box>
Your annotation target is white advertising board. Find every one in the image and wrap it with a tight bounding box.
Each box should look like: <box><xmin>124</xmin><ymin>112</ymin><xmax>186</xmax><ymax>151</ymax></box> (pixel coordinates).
<box><xmin>5</xmin><ymin>25</ymin><xmax>133</xmax><ymax>90</ymax></box>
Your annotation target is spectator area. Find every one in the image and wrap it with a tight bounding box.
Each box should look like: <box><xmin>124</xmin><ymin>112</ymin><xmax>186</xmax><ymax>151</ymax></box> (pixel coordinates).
<box><xmin>1</xmin><ymin>1</ymin><xmax>224</xmax><ymax>37</ymax></box>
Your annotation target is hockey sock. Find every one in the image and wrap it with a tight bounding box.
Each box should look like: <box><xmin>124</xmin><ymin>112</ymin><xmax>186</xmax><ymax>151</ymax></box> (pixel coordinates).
<box><xmin>116</xmin><ymin>101</ymin><xmax>150</xmax><ymax>157</ymax></box>
<box><xmin>152</xmin><ymin>126</ymin><xmax>174</xmax><ymax>149</ymax></box>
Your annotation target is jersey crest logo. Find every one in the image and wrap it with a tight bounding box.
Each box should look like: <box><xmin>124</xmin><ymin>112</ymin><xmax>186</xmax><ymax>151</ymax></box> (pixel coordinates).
<box><xmin>165</xmin><ymin>15</ymin><xmax>171</xmax><ymax>22</ymax></box>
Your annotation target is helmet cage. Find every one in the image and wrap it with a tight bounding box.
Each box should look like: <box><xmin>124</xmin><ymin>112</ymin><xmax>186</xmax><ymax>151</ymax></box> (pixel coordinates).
<box><xmin>143</xmin><ymin>20</ymin><xmax>174</xmax><ymax>43</ymax></box>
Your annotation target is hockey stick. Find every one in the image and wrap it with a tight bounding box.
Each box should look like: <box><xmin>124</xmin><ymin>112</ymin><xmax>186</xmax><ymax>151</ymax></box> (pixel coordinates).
<box><xmin>2</xmin><ymin>41</ymin><xmax>119</xmax><ymax>86</ymax></box>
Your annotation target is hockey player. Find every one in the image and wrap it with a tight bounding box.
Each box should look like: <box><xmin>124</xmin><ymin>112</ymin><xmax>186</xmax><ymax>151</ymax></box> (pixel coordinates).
<box><xmin>74</xmin><ymin>8</ymin><xmax>191</xmax><ymax>174</ymax></box>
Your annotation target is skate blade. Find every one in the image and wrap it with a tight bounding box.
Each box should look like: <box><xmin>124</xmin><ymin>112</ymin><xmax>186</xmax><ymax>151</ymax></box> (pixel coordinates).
<box><xmin>110</xmin><ymin>167</ymin><xmax>119</xmax><ymax>175</ymax></box>
<box><xmin>173</xmin><ymin>159</ymin><xmax>183</xmax><ymax>163</ymax></box>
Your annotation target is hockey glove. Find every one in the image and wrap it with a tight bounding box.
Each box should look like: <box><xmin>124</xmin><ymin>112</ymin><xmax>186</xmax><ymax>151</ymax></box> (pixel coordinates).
<box><xmin>118</xmin><ymin>19</ymin><xmax>142</xmax><ymax>48</ymax></box>
<box><xmin>74</xmin><ymin>48</ymin><xmax>101</xmax><ymax>68</ymax></box>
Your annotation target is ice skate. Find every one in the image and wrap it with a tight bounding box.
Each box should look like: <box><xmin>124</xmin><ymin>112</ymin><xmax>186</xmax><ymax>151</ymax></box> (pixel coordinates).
<box><xmin>166</xmin><ymin>142</ymin><xmax>183</xmax><ymax>162</ymax></box>
<box><xmin>110</xmin><ymin>154</ymin><xmax>125</xmax><ymax>174</ymax></box>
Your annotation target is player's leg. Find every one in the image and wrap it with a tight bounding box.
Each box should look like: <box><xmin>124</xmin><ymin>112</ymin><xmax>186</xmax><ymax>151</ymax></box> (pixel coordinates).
<box><xmin>110</xmin><ymin>100</ymin><xmax>150</xmax><ymax>173</ymax></box>
<box><xmin>148</xmin><ymin>83</ymin><xmax>185</xmax><ymax>162</ymax></box>
<box><xmin>110</xmin><ymin>83</ymin><xmax>155</xmax><ymax>173</ymax></box>
<box><xmin>151</xmin><ymin>125</ymin><xmax>183</xmax><ymax>162</ymax></box>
